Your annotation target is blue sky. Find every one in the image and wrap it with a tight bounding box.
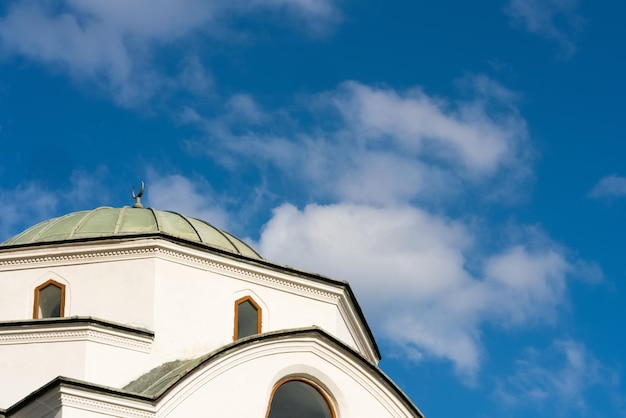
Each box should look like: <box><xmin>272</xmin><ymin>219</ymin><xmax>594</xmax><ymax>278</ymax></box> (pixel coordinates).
<box><xmin>0</xmin><ymin>0</ymin><xmax>624</xmax><ymax>416</ymax></box>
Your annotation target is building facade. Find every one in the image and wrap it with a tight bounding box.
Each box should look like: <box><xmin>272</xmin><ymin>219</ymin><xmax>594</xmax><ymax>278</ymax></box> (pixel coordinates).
<box><xmin>0</xmin><ymin>205</ymin><xmax>423</xmax><ymax>417</ymax></box>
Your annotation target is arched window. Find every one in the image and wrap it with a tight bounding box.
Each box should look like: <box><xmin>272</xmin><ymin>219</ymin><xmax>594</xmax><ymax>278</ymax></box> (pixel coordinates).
<box><xmin>266</xmin><ymin>379</ymin><xmax>335</xmax><ymax>418</ymax></box>
<box><xmin>33</xmin><ymin>280</ymin><xmax>65</xmax><ymax>319</ymax></box>
<box><xmin>233</xmin><ymin>296</ymin><xmax>261</xmax><ymax>340</ymax></box>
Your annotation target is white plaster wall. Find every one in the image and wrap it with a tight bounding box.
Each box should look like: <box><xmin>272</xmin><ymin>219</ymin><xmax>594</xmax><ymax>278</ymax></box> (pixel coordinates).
<box><xmin>0</xmin><ymin>334</ymin><xmax>157</xmax><ymax>409</ymax></box>
<box><xmin>150</xmin><ymin>257</ymin><xmax>231</xmax><ymax>363</ymax></box>
<box><xmin>335</xmin><ymin>307</ymin><xmax>356</xmax><ymax>346</ymax></box>
<box><xmin>82</xmin><ymin>339</ymin><xmax>153</xmax><ymax>387</ymax></box>
<box><xmin>65</xmin><ymin>258</ymin><xmax>156</xmax><ymax>329</ymax></box>
<box><xmin>149</xmin><ymin>256</ymin><xmax>359</xmax><ymax>366</ymax></box>
<box><xmin>0</xmin><ymin>342</ymin><xmax>85</xmax><ymax>409</ymax></box>
<box><xmin>0</xmin><ymin>257</ymin><xmax>156</xmax><ymax>329</ymax></box>
<box><xmin>0</xmin><ymin>268</ymin><xmax>66</xmax><ymax>320</ymax></box>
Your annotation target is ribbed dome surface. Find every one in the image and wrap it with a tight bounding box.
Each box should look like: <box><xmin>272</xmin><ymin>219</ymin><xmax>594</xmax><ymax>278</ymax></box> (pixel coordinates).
<box><xmin>1</xmin><ymin>207</ymin><xmax>261</xmax><ymax>259</ymax></box>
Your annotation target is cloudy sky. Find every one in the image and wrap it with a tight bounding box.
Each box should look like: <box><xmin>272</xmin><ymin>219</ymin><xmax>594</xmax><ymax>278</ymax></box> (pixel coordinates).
<box><xmin>0</xmin><ymin>0</ymin><xmax>624</xmax><ymax>416</ymax></box>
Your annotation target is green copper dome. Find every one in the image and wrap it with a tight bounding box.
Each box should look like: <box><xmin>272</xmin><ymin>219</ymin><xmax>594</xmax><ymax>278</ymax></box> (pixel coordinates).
<box><xmin>1</xmin><ymin>206</ymin><xmax>262</xmax><ymax>259</ymax></box>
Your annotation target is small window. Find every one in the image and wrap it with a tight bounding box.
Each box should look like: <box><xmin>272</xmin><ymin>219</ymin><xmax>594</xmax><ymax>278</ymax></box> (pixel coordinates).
<box><xmin>266</xmin><ymin>379</ymin><xmax>335</xmax><ymax>418</ymax></box>
<box><xmin>234</xmin><ymin>296</ymin><xmax>261</xmax><ymax>340</ymax></box>
<box><xmin>33</xmin><ymin>280</ymin><xmax>65</xmax><ymax>319</ymax></box>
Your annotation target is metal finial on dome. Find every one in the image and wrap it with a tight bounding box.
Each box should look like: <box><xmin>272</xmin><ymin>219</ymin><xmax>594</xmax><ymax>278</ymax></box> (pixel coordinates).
<box><xmin>132</xmin><ymin>181</ymin><xmax>145</xmax><ymax>208</ymax></box>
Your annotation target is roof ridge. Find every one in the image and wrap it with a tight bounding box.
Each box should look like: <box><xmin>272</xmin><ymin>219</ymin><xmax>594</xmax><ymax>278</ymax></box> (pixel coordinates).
<box><xmin>68</xmin><ymin>207</ymin><xmax>107</xmax><ymax>239</ymax></box>
<box><xmin>32</xmin><ymin>210</ymin><xmax>87</xmax><ymax>242</ymax></box>
<box><xmin>187</xmin><ymin>216</ymin><xmax>240</xmax><ymax>254</ymax></box>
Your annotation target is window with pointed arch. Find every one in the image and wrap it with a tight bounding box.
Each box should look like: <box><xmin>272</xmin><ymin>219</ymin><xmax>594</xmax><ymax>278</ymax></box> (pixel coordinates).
<box><xmin>266</xmin><ymin>378</ymin><xmax>335</xmax><ymax>418</ymax></box>
<box><xmin>233</xmin><ymin>296</ymin><xmax>261</xmax><ymax>340</ymax></box>
<box><xmin>33</xmin><ymin>280</ymin><xmax>66</xmax><ymax>319</ymax></box>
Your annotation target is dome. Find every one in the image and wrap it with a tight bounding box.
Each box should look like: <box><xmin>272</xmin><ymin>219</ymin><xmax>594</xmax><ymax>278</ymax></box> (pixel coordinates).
<box><xmin>1</xmin><ymin>206</ymin><xmax>262</xmax><ymax>259</ymax></box>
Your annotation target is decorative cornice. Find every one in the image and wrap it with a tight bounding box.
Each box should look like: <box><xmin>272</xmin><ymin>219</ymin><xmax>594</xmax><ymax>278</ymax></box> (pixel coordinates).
<box><xmin>153</xmin><ymin>246</ymin><xmax>341</xmax><ymax>301</ymax></box>
<box><xmin>0</xmin><ymin>239</ymin><xmax>342</xmax><ymax>302</ymax></box>
<box><xmin>0</xmin><ymin>319</ymin><xmax>153</xmax><ymax>352</ymax></box>
<box><xmin>0</xmin><ymin>246</ymin><xmax>156</xmax><ymax>268</ymax></box>
<box><xmin>60</xmin><ymin>393</ymin><xmax>154</xmax><ymax>418</ymax></box>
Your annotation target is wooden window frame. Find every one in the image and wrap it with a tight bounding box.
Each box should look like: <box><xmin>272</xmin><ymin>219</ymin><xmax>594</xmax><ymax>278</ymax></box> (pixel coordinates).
<box><xmin>33</xmin><ymin>279</ymin><xmax>66</xmax><ymax>319</ymax></box>
<box><xmin>265</xmin><ymin>377</ymin><xmax>336</xmax><ymax>418</ymax></box>
<box><xmin>233</xmin><ymin>296</ymin><xmax>262</xmax><ymax>340</ymax></box>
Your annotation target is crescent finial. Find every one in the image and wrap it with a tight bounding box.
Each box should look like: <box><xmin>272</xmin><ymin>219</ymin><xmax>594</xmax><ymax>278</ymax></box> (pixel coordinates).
<box><xmin>132</xmin><ymin>181</ymin><xmax>145</xmax><ymax>208</ymax></box>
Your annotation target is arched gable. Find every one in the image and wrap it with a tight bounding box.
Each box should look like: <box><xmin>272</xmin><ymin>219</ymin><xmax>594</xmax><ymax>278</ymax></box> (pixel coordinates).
<box><xmin>153</xmin><ymin>328</ymin><xmax>423</xmax><ymax>418</ymax></box>
<box><xmin>1</xmin><ymin>329</ymin><xmax>422</xmax><ymax>418</ymax></box>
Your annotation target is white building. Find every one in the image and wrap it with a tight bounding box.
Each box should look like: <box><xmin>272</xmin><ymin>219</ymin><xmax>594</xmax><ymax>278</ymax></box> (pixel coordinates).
<box><xmin>0</xmin><ymin>200</ymin><xmax>423</xmax><ymax>417</ymax></box>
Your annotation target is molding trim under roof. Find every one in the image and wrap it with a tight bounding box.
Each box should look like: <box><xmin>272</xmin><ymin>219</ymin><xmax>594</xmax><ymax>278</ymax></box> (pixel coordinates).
<box><xmin>0</xmin><ymin>316</ymin><xmax>154</xmax><ymax>353</ymax></box>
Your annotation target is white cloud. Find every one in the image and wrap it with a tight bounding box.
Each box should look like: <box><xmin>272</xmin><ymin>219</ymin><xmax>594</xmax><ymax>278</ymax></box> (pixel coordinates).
<box><xmin>226</xmin><ymin>94</ymin><xmax>269</xmax><ymax>124</ymax></box>
<box><xmin>246</xmin><ymin>0</ymin><xmax>340</xmax><ymax>34</ymax></box>
<box><xmin>177</xmin><ymin>56</ymin><xmax>214</xmax><ymax>96</ymax></box>
<box><xmin>65</xmin><ymin>0</ymin><xmax>217</xmax><ymax>40</ymax></box>
<box><xmin>505</xmin><ymin>0</ymin><xmax>584</xmax><ymax>57</ymax></box>
<box><xmin>332</xmin><ymin>81</ymin><xmax>519</xmax><ymax>174</ymax></box>
<box><xmin>589</xmin><ymin>174</ymin><xmax>626</xmax><ymax>199</ymax></box>
<box><xmin>0</xmin><ymin>168</ymin><xmax>112</xmax><ymax>241</ymax></box>
<box><xmin>0</xmin><ymin>0</ymin><xmax>339</xmax><ymax>106</ymax></box>
<box><xmin>188</xmin><ymin>78</ymin><xmax>530</xmax><ymax>205</ymax></box>
<box><xmin>483</xmin><ymin>245</ymin><xmax>569</xmax><ymax>325</ymax></box>
<box><xmin>496</xmin><ymin>340</ymin><xmax>616</xmax><ymax>413</ymax></box>
<box><xmin>256</xmin><ymin>203</ymin><xmax>576</xmax><ymax>380</ymax></box>
<box><xmin>0</xmin><ymin>1</ymin><xmax>136</xmax><ymax>102</ymax></box>
<box><xmin>0</xmin><ymin>182</ymin><xmax>59</xmax><ymax>241</ymax></box>
<box><xmin>64</xmin><ymin>167</ymin><xmax>113</xmax><ymax>207</ymax></box>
